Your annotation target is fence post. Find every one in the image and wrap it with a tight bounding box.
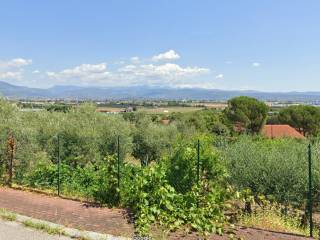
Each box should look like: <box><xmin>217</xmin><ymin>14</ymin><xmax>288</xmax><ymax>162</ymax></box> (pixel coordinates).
<box><xmin>197</xmin><ymin>139</ymin><xmax>200</xmax><ymax>187</ymax></box>
<box><xmin>7</xmin><ymin>132</ymin><xmax>16</xmax><ymax>187</ymax></box>
<box><xmin>117</xmin><ymin>135</ymin><xmax>120</xmax><ymax>190</ymax></box>
<box><xmin>57</xmin><ymin>134</ymin><xmax>61</xmax><ymax>197</ymax></box>
<box><xmin>307</xmin><ymin>143</ymin><xmax>313</xmax><ymax>237</ymax></box>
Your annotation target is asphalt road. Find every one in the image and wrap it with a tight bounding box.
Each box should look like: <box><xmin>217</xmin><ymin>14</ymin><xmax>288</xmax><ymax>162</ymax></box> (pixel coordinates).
<box><xmin>0</xmin><ymin>219</ymin><xmax>72</xmax><ymax>240</ymax></box>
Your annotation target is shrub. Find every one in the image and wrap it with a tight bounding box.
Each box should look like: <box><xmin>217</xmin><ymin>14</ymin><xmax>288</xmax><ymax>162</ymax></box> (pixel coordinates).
<box><xmin>223</xmin><ymin>136</ymin><xmax>320</xmax><ymax>207</ymax></box>
<box><xmin>125</xmin><ymin>164</ymin><xmax>227</xmax><ymax>236</ymax></box>
<box><xmin>166</xmin><ymin>135</ymin><xmax>227</xmax><ymax>194</ymax></box>
<box><xmin>126</xmin><ymin>137</ymin><xmax>229</xmax><ymax>236</ymax></box>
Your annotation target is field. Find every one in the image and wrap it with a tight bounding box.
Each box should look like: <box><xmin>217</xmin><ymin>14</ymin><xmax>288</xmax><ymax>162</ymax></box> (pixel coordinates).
<box><xmin>95</xmin><ymin>106</ymin><xmax>204</xmax><ymax>114</ymax></box>
<box><xmin>138</xmin><ymin>106</ymin><xmax>204</xmax><ymax>114</ymax></box>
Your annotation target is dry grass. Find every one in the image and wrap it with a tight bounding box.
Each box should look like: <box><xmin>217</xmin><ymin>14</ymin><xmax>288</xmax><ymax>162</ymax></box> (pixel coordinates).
<box><xmin>0</xmin><ymin>208</ymin><xmax>17</xmax><ymax>221</ymax></box>
<box><xmin>22</xmin><ymin>219</ymin><xmax>65</xmax><ymax>235</ymax></box>
<box><xmin>240</xmin><ymin>208</ymin><xmax>316</xmax><ymax>236</ymax></box>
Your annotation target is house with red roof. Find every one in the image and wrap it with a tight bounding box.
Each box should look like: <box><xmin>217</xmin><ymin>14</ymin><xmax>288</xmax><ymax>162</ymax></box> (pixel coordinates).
<box><xmin>261</xmin><ymin>124</ymin><xmax>305</xmax><ymax>139</ymax></box>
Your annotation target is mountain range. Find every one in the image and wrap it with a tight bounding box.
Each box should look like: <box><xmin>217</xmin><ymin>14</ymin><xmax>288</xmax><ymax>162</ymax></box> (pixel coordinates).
<box><xmin>1</xmin><ymin>81</ymin><xmax>320</xmax><ymax>102</ymax></box>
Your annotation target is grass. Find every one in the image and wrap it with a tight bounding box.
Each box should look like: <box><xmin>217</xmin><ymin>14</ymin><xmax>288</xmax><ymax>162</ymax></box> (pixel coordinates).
<box><xmin>75</xmin><ymin>237</ymin><xmax>91</xmax><ymax>240</ymax></box>
<box><xmin>0</xmin><ymin>207</ymin><xmax>94</xmax><ymax>240</ymax></box>
<box><xmin>0</xmin><ymin>208</ymin><xmax>17</xmax><ymax>221</ymax></box>
<box><xmin>22</xmin><ymin>219</ymin><xmax>65</xmax><ymax>235</ymax></box>
<box><xmin>239</xmin><ymin>208</ymin><xmax>317</xmax><ymax>237</ymax></box>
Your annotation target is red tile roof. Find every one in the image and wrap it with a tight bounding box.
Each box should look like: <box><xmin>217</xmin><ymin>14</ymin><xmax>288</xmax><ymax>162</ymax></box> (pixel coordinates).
<box><xmin>261</xmin><ymin>125</ymin><xmax>305</xmax><ymax>139</ymax></box>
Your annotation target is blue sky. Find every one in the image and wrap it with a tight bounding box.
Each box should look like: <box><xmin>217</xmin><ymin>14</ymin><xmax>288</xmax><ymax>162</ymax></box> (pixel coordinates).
<box><xmin>1</xmin><ymin>1</ymin><xmax>320</xmax><ymax>91</ymax></box>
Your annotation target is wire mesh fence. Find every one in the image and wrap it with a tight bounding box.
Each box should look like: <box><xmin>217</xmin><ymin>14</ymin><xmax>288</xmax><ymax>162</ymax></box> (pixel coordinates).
<box><xmin>0</xmin><ymin>132</ymin><xmax>207</xmax><ymax>205</ymax></box>
<box><xmin>1</xmin><ymin>131</ymin><xmax>320</xmax><ymax>236</ymax></box>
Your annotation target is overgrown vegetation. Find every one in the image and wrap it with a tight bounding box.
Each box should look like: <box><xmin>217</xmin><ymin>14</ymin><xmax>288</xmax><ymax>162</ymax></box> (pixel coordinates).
<box><xmin>223</xmin><ymin>136</ymin><xmax>317</xmax><ymax>207</ymax></box>
<box><xmin>0</xmin><ymin>97</ymin><xmax>319</xmax><ymax>237</ymax></box>
<box><xmin>239</xmin><ymin>202</ymin><xmax>315</xmax><ymax>236</ymax></box>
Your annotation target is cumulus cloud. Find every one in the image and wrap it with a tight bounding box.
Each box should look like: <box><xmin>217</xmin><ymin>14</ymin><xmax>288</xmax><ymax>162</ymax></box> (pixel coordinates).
<box><xmin>47</xmin><ymin>62</ymin><xmax>210</xmax><ymax>87</ymax></box>
<box><xmin>0</xmin><ymin>58</ymin><xmax>32</xmax><ymax>81</ymax></box>
<box><xmin>47</xmin><ymin>63</ymin><xmax>111</xmax><ymax>86</ymax></box>
<box><xmin>47</xmin><ymin>63</ymin><xmax>110</xmax><ymax>83</ymax></box>
<box><xmin>252</xmin><ymin>62</ymin><xmax>261</xmax><ymax>67</ymax></box>
<box><xmin>0</xmin><ymin>54</ymin><xmax>215</xmax><ymax>88</ymax></box>
<box><xmin>215</xmin><ymin>74</ymin><xmax>224</xmax><ymax>79</ymax></box>
<box><xmin>152</xmin><ymin>50</ymin><xmax>180</xmax><ymax>62</ymax></box>
<box><xmin>119</xmin><ymin>63</ymin><xmax>208</xmax><ymax>77</ymax></box>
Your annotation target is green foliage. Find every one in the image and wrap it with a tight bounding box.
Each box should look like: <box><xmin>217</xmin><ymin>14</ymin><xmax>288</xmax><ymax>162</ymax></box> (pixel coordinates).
<box><xmin>25</xmin><ymin>162</ymin><xmax>60</xmax><ymax>189</ymax></box>
<box><xmin>223</xmin><ymin>136</ymin><xmax>320</xmax><ymax>207</ymax></box>
<box><xmin>211</xmin><ymin>121</ymin><xmax>230</xmax><ymax>136</ymax></box>
<box><xmin>125</xmin><ymin>162</ymin><xmax>227</xmax><ymax>236</ymax></box>
<box><xmin>0</xmin><ymin>100</ymin><xmax>235</xmax><ymax>236</ymax></box>
<box><xmin>278</xmin><ymin>105</ymin><xmax>320</xmax><ymax>136</ymax></box>
<box><xmin>24</xmin><ymin>155</ymin><xmax>123</xmax><ymax>206</ymax></box>
<box><xmin>133</xmin><ymin>118</ymin><xmax>179</xmax><ymax>165</ymax></box>
<box><xmin>46</xmin><ymin>104</ymin><xmax>70</xmax><ymax>113</ymax></box>
<box><xmin>23</xmin><ymin>135</ymin><xmax>229</xmax><ymax>236</ymax></box>
<box><xmin>84</xmin><ymin>155</ymin><xmax>120</xmax><ymax>205</ymax></box>
<box><xmin>166</xmin><ymin>135</ymin><xmax>226</xmax><ymax>194</ymax></box>
<box><xmin>224</xmin><ymin>96</ymin><xmax>269</xmax><ymax>134</ymax></box>
<box><xmin>168</xmin><ymin>109</ymin><xmax>230</xmax><ymax>139</ymax></box>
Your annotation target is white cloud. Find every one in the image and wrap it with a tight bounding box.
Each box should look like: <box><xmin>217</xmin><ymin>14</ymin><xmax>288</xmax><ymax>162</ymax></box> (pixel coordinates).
<box><xmin>130</xmin><ymin>57</ymin><xmax>140</xmax><ymax>64</ymax></box>
<box><xmin>0</xmin><ymin>55</ymin><xmax>214</xmax><ymax>88</ymax></box>
<box><xmin>0</xmin><ymin>58</ymin><xmax>32</xmax><ymax>81</ymax></box>
<box><xmin>9</xmin><ymin>58</ymin><xmax>32</xmax><ymax>67</ymax></box>
<box><xmin>152</xmin><ymin>50</ymin><xmax>180</xmax><ymax>62</ymax></box>
<box><xmin>47</xmin><ymin>63</ymin><xmax>109</xmax><ymax>83</ymax></box>
<box><xmin>114</xmin><ymin>60</ymin><xmax>125</xmax><ymax>65</ymax></box>
<box><xmin>47</xmin><ymin>63</ymin><xmax>112</xmax><ymax>85</ymax></box>
<box><xmin>118</xmin><ymin>63</ymin><xmax>209</xmax><ymax>79</ymax></box>
<box><xmin>0</xmin><ymin>58</ymin><xmax>32</xmax><ymax>69</ymax></box>
<box><xmin>215</xmin><ymin>74</ymin><xmax>224</xmax><ymax>79</ymax></box>
<box><xmin>47</xmin><ymin>62</ymin><xmax>210</xmax><ymax>87</ymax></box>
<box><xmin>116</xmin><ymin>63</ymin><xmax>210</xmax><ymax>87</ymax></box>
<box><xmin>0</xmin><ymin>71</ymin><xmax>22</xmax><ymax>80</ymax></box>
<box><xmin>252</xmin><ymin>62</ymin><xmax>261</xmax><ymax>67</ymax></box>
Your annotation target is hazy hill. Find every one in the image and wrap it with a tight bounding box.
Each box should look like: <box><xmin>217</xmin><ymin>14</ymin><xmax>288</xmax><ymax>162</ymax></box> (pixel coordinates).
<box><xmin>1</xmin><ymin>81</ymin><xmax>320</xmax><ymax>102</ymax></box>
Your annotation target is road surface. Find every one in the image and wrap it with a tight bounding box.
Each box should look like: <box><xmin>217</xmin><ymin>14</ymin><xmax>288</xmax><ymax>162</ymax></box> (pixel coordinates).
<box><xmin>0</xmin><ymin>219</ymin><xmax>72</xmax><ymax>240</ymax></box>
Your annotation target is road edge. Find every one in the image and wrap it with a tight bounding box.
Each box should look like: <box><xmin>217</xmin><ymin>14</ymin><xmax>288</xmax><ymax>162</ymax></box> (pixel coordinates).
<box><xmin>0</xmin><ymin>208</ymin><xmax>130</xmax><ymax>240</ymax></box>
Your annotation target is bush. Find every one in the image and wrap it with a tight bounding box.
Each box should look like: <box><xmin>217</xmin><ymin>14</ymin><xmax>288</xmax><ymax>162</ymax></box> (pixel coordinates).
<box><xmin>125</xmin><ymin>164</ymin><xmax>227</xmax><ymax>236</ymax></box>
<box><xmin>133</xmin><ymin>120</ymin><xmax>178</xmax><ymax>165</ymax></box>
<box><xmin>25</xmin><ymin>154</ymin><xmax>127</xmax><ymax>206</ymax></box>
<box><xmin>223</xmin><ymin>136</ymin><xmax>320</xmax><ymax>207</ymax></box>
<box><xmin>126</xmin><ymin>136</ymin><xmax>229</xmax><ymax>236</ymax></box>
<box><xmin>166</xmin><ymin>135</ymin><xmax>226</xmax><ymax>194</ymax></box>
